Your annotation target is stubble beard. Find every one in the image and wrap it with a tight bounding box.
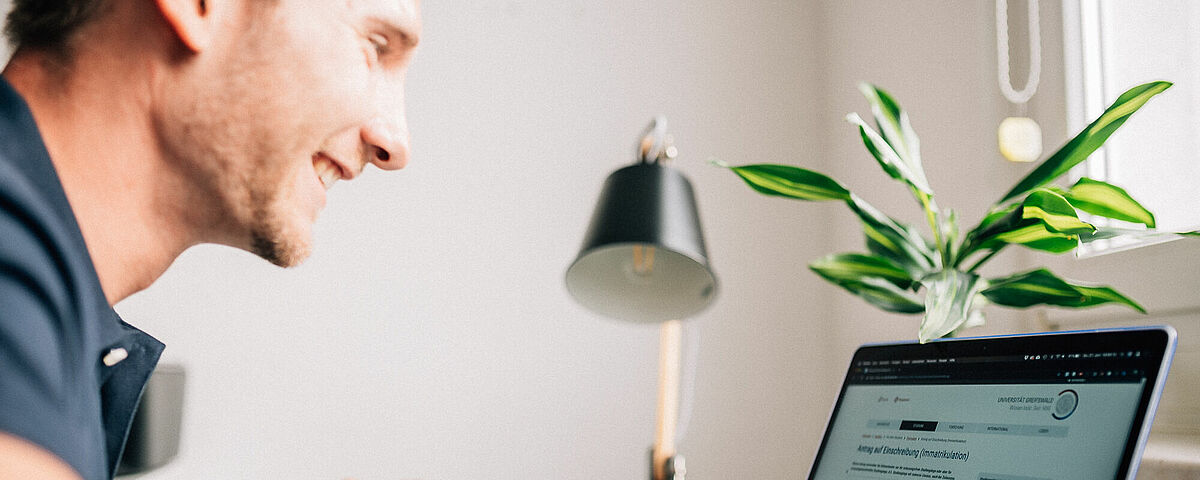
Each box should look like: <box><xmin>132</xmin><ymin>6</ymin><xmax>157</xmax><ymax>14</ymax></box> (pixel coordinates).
<box><xmin>248</xmin><ymin>186</ymin><xmax>313</xmax><ymax>268</ymax></box>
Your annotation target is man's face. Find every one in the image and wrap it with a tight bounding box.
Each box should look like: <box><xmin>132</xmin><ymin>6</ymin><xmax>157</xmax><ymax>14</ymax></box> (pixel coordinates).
<box><xmin>157</xmin><ymin>0</ymin><xmax>421</xmax><ymax>266</ymax></box>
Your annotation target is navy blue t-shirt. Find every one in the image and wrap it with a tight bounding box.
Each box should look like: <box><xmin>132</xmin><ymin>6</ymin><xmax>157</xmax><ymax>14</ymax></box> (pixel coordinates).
<box><xmin>0</xmin><ymin>78</ymin><xmax>163</xmax><ymax>479</ymax></box>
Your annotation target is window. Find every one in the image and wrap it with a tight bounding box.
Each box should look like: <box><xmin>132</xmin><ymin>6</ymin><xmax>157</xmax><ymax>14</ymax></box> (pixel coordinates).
<box><xmin>1064</xmin><ymin>0</ymin><xmax>1200</xmax><ymax>254</ymax></box>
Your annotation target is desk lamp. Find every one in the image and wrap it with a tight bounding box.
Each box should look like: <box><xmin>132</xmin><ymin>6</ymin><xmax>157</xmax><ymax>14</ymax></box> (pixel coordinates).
<box><xmin>565</xmin><ymin>116</ymin><xmax>717</xmax><ymax>480</ymax></box>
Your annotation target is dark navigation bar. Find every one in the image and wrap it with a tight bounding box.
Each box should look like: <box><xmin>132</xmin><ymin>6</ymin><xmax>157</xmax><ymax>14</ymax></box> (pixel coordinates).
<box><xmin>899</xmin><ymin>420</ymin><xmax>938</xmax><ymax>432</ymax></box>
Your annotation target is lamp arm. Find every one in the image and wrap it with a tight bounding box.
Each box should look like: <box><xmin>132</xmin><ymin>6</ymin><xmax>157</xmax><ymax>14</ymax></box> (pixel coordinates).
<box><xmin>652</xmin><ymin>320</ymin><xmax>683</xmax><ymax>480</ymax></box>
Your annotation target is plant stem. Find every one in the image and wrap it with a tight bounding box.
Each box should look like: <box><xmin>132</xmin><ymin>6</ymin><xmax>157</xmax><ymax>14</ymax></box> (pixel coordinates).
<box><xmin>920</xmin><ymin>193</ymin><xmax>947</xmax><ymax>267</ymax></box>
<box><xmin>953</xmin><ymin>239</ymin><xmax>975</xmax><ymax>269</ymax></box>
<box><xmin>965</xmin><ymin>247</ymin><xmax>1004</xmax><ymax>273</ymax></box>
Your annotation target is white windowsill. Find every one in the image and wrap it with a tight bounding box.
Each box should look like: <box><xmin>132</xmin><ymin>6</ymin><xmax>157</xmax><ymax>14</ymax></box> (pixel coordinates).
<box><xmin>1138</xmin><ymin>435</ymin><xmax>1200</xmax><ymax>479</ymax></box>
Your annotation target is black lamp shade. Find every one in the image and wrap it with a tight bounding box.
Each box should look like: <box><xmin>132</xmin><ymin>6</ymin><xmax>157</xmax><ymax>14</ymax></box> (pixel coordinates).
<box><xmin>566</xmin><ymin>163</ymin><xmax>717</xmax><ymax>323</ymax></box>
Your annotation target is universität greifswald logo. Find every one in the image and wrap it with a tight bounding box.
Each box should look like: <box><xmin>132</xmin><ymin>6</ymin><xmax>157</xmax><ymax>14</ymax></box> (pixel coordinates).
<box><xmin>1053</xmin><ymin>389</ymin><xmax>1079</xmax><ymax>420</ymax></box>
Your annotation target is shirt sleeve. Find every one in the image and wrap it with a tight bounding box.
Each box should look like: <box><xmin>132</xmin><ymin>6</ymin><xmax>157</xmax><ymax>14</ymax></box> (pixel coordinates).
<box><xmin>0</xmin><ymin>177</ymin><xmax>108</xmax><ymax>479</ymax></box>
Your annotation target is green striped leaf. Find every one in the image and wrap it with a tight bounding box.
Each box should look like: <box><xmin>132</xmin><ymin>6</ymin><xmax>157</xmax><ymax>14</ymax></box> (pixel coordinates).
<box><xmin>999</xmin><ymin>81</ymin><xmax>1172</xmax><ymax>204</ymax></box>
<box><xmin>1012</xmin><ymin>234</ymin><xmax>1079</xmax><ymax>253</ymax></box>
<box><xmin>847</xmin><ymin>113</ymin><xmax>933</xmax><ymax>196</ymax></box>
<box><xmin>978</xmin><ymin>206</ymin><xmax>1016</xmax><ymax>230</ymax></box>
<box><xmin>823</xmin><ymin>276</ymin><xmax>925</xmax><ymax>315</ymax></box>
<box><xmin>960</xmin><ymin>205</ymin><xmax>1017</xmax><ymax>251</ymax></box>
<box><xmin>719</xmin><ymin>159</ymin><xmax>939</xmax><ymax>278</ymax></box>
<box><xmin>1079</xmin><ymin>227</ymin><xmax>1197</xmax><ymax>244</ymax></box>
<box><xmin>810</xmin><ymin>253</ymin><xmax>915</xmax><ymax>290</ymax></box>
<box><xmin>982</xmin><ymin>268</ymin><xmax>1145</xmax><ymax>313</ymax></box>
<box><xmin>859</xmin><ymin>83</ymin><xmax>924</xmax><ymax>171</ymax></box>
<box><xmin>920</xmin><ymin>270</ymin><xmax>986</xmax><ymax>343</ymax></box>
<box><xmin>865</xmin><ymin>225</ymin><xmax>933</xmax><ymax>279</ymax></box>
<box><xmin>965</xmin><ymin>190</ymin><xmax>1092</xmax><ymax>256</ymax></box>
<box><xmin>722</xmin><ymin>163</ymin><xmax>852</xmax><ymax>201</ymax></box>
<box><xmin>1019</xmin><ymin>190</ymin><xmax>1095</xmax><ymax>234</ymax></box>
<box><xmin>990</xmin><ymin>225</ymin><xmax>1078</xmax><ymax>253</ymax></box>
<box><xmin>1063</xmin><ymin>177</ymin><xmax>1156</xmax><ymax>228</ymax></box>
<box><xmin>983</xmin><ymin>269</ymin><xmax>1080</xmax><ymax>304</ymax></box>
<box><xmin>1071</xmin><ymin>285</ymin><xmax>1146</xmax><ymax>312</ymax></box>
<box><xmin>849</xmin><ymin>195</ymin><xmax>939</xmax><ymax>277</ymax></box>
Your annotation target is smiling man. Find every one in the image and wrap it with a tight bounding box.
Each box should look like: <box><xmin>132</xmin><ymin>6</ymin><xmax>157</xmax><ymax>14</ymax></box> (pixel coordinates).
<box><xmin>0</xmin><ymin>0</ymin><xmax>420</xmax><ymax>478</ymax></box>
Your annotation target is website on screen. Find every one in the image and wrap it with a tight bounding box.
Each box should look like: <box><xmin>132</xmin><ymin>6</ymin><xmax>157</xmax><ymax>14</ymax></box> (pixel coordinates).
<box><xmin>810</xmin><ymin>342</ymin><xmax>1168</xmax><ymax>480</ymax></box>
<box><xmin>812</xmin><ymin>381</ymin><xmax>1143</xmax><ymax>480</ymax></box>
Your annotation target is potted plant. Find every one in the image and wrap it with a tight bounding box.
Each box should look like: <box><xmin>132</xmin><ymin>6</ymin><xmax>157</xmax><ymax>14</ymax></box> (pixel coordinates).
<box><xmin>718</xmin><ymin>81</ymin><xmax>1195</xmax><ymax>342</ymax></box>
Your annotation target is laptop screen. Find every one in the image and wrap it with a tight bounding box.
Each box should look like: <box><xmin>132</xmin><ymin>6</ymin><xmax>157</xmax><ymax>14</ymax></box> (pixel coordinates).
<box><xmin>809</xmin><ymin>327</ymin><xmax>1176</xmax><ymax>480</ymax></box>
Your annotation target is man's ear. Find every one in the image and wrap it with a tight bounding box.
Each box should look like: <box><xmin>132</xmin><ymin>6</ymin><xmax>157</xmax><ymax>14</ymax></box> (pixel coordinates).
<box><xmin>155</xmin><ymin>0</ymin><xmax>212</xmax><ymax>52</ymax></box>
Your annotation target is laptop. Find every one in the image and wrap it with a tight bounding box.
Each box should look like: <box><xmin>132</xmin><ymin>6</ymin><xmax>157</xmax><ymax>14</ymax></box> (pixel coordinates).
<box><xmin>809</xmin><ymin>326</ymin><xmax>1177</xmax><ymax>480</ymax></box>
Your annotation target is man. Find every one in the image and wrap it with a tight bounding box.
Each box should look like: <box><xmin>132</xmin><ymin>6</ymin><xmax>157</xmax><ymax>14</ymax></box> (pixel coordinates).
<box><xmin>0</xmin><ymin>0</ymin><xmax>421</xmax><ymax>478</ymax></box>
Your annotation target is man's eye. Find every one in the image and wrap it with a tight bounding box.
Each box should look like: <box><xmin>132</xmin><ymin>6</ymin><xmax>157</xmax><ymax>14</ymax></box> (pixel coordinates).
<box><xmin>368</xmin><ymin>33</ymin><xmax>390</xmax><ymax>56</ymax></box>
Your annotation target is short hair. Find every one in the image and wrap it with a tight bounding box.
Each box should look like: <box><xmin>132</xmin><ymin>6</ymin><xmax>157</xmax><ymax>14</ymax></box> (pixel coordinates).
<box><xmin>5</xmin><ymin>0</ymin><xmax>110</xmax><ymax>57</ymax></box>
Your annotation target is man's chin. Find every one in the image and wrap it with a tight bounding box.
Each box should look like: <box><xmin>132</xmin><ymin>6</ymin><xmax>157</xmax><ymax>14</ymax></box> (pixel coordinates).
<box><xmin>250</xmin><ymin>227</ymin><xmax>313</xmax><ymax>268</ymax></box>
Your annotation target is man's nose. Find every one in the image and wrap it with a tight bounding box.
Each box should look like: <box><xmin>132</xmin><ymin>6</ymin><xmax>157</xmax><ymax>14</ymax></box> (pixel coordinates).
<box><xmin>361</xmin><ymin>103</ymin><xmax>410</xmax><ymax>171</ymax></box>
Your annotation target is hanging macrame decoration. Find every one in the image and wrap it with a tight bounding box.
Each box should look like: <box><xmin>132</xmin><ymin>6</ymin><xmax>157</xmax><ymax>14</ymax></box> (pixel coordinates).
<box><xmin>996</xmin><ymin>0</ymin><xmax>1042</xmax><ymax>163</ymax></box>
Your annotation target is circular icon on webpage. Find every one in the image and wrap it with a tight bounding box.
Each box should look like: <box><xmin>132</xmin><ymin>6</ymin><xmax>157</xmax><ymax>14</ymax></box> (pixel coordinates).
<box><xmin>1053</xmin><ymin>389</ymin><xmax>1079</xmax><ymax>420</ymax></box>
